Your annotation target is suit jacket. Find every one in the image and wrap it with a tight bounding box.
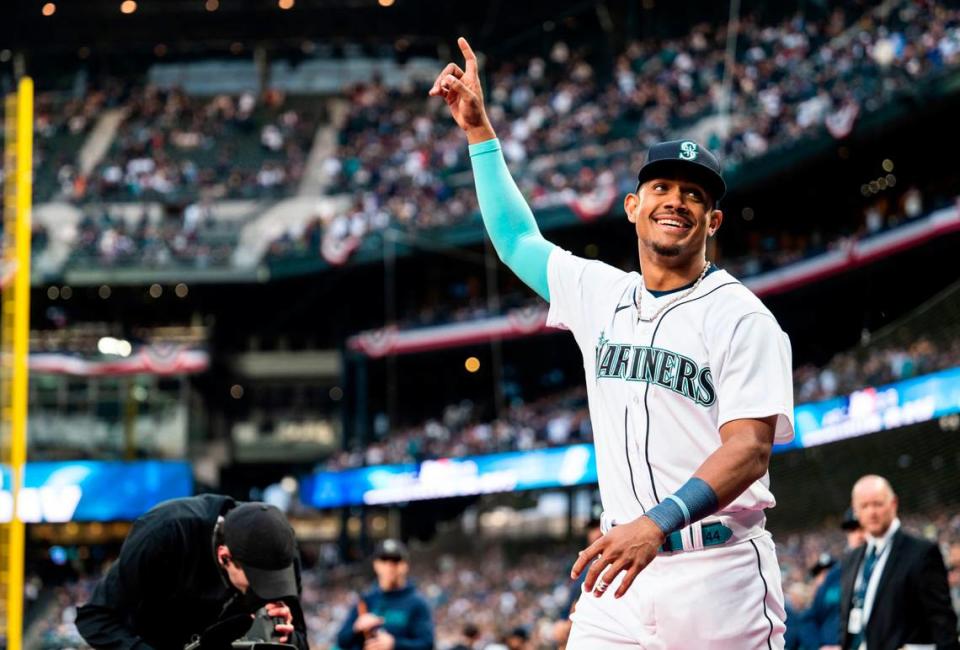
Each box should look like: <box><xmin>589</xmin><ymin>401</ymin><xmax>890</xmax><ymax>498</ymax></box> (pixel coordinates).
<box><xmin>840</xmin><ymin>528</ymin><xmax>960</xmax><ymax>650</ymax></box>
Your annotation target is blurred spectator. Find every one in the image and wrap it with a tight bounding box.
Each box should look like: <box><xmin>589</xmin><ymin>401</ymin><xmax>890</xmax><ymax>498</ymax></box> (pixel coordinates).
<box><xmin>335</xmin><ymin>539</ymin><xmax>434</xmax><ymax>650</ymax></box>
<box><xmin>448</xmin><ymin>623</ymin><xmax>482</xmax><ymax>650</ymax></box>
<box><xmin>807</xmin><ymin>509</ymin><xmax>864</xmax><ymax>649</ymax></box>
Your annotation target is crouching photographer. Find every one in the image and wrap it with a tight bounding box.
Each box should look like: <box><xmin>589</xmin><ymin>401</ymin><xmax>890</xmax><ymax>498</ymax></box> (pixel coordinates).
<box><xmin>76</xmin><ymin>494</ymin><xmax>309</xmax><ymax>649</ymax></box>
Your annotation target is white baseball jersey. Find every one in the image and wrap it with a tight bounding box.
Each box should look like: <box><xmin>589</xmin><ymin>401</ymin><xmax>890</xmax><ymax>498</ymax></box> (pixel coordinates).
<box><xmin>546</xmin><ymin>248</ymin><xmax>795</xmax><ymax>532</ymax></box>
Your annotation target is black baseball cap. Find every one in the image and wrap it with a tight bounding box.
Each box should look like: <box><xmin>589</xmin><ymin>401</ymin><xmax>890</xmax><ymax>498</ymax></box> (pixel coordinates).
<box><xmin>373</xmin><ymin>538</ymin><xmax>409</xmax><ymax>561</ymax></box>
<box><xmin>636</xmin><ymin>139</ymin><xmax>726</xmax><ymax>203</ymax></box>
<box><xmin>841</xmin><ymin>507</ymin><xmax>861</xmax><ymax>531</ymax></box>
<box><xmin>223</xmin><ymin>502</ymin><xmax>298</xmax><ymax>601</ymax></box>
<box><xmin>809</xmin><ymin>552</ymin><xmax>836</xmax><ymax>578</ymax></box>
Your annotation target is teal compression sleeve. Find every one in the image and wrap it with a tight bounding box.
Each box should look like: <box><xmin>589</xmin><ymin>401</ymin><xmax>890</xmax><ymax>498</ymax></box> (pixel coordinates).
<box><xmin>468</xmin><ymin>138</ymin><xmax>555</xmax><ymax>301</ymax></box>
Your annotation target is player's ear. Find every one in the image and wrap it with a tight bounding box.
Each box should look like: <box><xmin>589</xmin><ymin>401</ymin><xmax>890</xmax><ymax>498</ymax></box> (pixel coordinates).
<box><xmin>708</xmin><ymin>208</ymin><xmax>723</xmax><ymax>237</ymax></box>
<box><xmin>625</xmin><ymin>192</ymin><xmax>640</xmax><ymax>224</ymax></box>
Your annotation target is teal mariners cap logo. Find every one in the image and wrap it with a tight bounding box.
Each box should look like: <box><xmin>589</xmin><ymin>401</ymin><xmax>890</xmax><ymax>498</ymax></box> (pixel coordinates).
<box><xmin>679</xmin><ymin>141</ymin><xmax>698</xmax><ymax>161</ymax></box>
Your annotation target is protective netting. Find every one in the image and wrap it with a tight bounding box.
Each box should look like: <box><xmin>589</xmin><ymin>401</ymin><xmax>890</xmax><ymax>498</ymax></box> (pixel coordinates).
<box><xmin>769</xmin><ymin>278</ymin><xmax>960</xmax><ymax>535</ymax></box>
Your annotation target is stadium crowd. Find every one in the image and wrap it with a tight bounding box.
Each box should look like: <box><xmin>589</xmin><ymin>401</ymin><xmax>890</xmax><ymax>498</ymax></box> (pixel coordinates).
<box><xmin>25</xmin><ymin>509</ymin><xmax>960</xmax><ymax>649</ymax></box>
<box><xmin>69</xmin><ymin>201</ymin><xmax>233</xmax><ymax>269</ymax></box>
<box><xmin>323</xmin><ymin>387</ymin><xmax>592</xmax><ymax>471</ymax></box>
<box><xmin>28</xmin><ymin>574</ymin><xmax>98</xmax><ymax>650</ymax></box>
<box><xmin>29</xmin><ymin>1</ymin><xmax>959</xmax><ymax>270</ymax></box>
<box><xmin>323</xmin><ymin>331</ymin><xmax>960</xmax><ymax>470</ymax></box>
<box><xmin>48</xmin><ymin>85</ymin><xmax>318</xmax><ymax>204</ymax></box>
<box><xmin>795</xmin><ymin>335</ymin><xmax>960</xmax><ymax>402</ymax></box>
<box><xmin>304</xmin><ymin>0</ymin><xmax>960</xmax><ymax>256</ymax></box>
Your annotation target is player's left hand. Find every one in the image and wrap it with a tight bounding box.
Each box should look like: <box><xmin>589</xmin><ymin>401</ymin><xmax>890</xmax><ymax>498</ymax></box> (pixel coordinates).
<box><xmin>571</xmin><ymin>516</ymin><xmax>665</xmax><ymax>599</ymax></box>
<box><xmin>364</xmin><ymin>630</ymin><xmax>395</xmax><ymax>650</ymax></box>
<box><xmin>265</xmin><ymin>601</ymin><xmax>294</xmax><ymax>643</ymax></box>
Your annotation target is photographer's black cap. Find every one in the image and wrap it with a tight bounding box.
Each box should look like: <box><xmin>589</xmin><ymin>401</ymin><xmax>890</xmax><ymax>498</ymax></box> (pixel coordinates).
<box><xmin>636</xmin><ymin>139</ymin><xmax>726</xmax><ymax>203</ymax></box>
<box><xmin>223</xmin><ymin>502</ymin><xmax>298</xmax><ymax>601</ymax></box>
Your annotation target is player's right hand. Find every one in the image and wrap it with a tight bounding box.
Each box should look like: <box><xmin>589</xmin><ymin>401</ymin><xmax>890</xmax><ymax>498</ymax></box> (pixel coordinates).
<box><xmin>428</xmin><ymin>37</ymin><xmax>495</xmax><ymax>142</ymax></box>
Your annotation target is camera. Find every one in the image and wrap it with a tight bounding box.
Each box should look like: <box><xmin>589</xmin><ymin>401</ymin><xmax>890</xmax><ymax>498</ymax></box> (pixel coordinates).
<box><xmin>184</xmin><ymin>607</ymin><xmax>296</xmax><ymax>650</ymax></box>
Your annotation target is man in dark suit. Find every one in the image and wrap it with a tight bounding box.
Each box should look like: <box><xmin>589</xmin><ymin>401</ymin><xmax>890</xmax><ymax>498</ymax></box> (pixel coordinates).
<box><xmin>840</xmin><ymin>475</ymin><xmax>959</xmax><ymax>650</ymax></box>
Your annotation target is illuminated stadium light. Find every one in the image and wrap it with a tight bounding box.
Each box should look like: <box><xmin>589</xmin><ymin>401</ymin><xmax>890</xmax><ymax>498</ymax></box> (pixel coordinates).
<box><xmin>882</xmin><ymin>158</ymin><xmax>895</xmax><ymax>172</ymax></box>
<box><xmin>378</xmin><ymin>0</ymin><xmax>395</xmax><ymax>6</ymax></box>
<box><xmin>41</xmin><ymin>2</ymin><xmax>56</xmax><ymax>16</ymax></box>
<box><xmin>46</xmin><ymin>286</ymin><xmax>59</xmax><ymax>300</ymax></box>
<box><xmin>97</xmin><ymin>337</ymin><xmax>133</xmax><ymax>358</ymax></box>
<box><xmin>175</xmin><ymin>282</ymin><xmax>189</xmax><ymax>298</ymax></box>
<box><xmin>329</xmin><ymin>386</ymin><xmax>344</xmax><ymax>401</ymax></box>
<box><xmin>98</xmin><ymin>285</ymin><xmax>111</xmax><ymax>299</ymax></box>
<box><xmin>465</xmin><ymin>356</ymin><xmax>480</xmax><ymax>373</ymax></box>
<box><xmin>230</xmin><ymin>384</ymin><xmax>244</xmax><ymax>399</ymax></box>
<box><xmin>278</xmin><ymin>0</ymin><xmax>294</xmax><ymax>9</ymax></box>
<box><xmin>205</xmin><ymin>0</ymin><xmax>219</xmax><ymax>10</ymax></box>
<box><xmin>149</xmin><ymin>283</ymin><xmax>163</xmax><ymax>298</ymax></box>
<box><xmin>120</xmin><ymin>0</ymin><xmax>138</xmax><ymax>14</ymax></box>
<box><xmin>60</xmin><ymin>286</ymin><xmax>73</xmax><ymax>300</ymax></box>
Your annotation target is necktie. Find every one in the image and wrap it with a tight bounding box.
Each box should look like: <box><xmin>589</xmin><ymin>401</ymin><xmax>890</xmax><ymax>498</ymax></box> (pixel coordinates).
<box><xmin>849</xmin><ymin>545</ymin><xmax>879</xmax><ymax>650</ymax></box>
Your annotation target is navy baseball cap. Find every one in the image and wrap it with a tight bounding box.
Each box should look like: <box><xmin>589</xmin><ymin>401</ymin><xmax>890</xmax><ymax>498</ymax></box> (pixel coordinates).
<box><xmin>223</xmin><ymin>502</ymin><xmax>298</xmax><ymax>600</ymax></box>
<box><xmin>636</xmin><ymin>139</ymin><xmax>726</xmax><ymax>203</ymax></box>
<box><xmin>374</xmin><ymin>538</ymin><xmax>409</xmax><ymax>561</ymax></box>
<box><xmin>841</xmin><ymin>507</ymin><xmax>861</xmax><ymax>531</ymax></box>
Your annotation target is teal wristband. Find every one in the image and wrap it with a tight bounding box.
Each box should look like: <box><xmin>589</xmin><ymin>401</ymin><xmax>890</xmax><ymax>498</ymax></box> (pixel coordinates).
<box><xmin>644</xmin><ymin>477</ymin><xmax>719</xmax><ymax>535</ymax></box>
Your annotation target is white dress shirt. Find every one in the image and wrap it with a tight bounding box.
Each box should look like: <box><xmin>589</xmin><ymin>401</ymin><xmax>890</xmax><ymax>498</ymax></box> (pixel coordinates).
<box><xmin>853</xmin><ymin>517</ymin><xmax>900</xmax><ymax>649</ymax></box>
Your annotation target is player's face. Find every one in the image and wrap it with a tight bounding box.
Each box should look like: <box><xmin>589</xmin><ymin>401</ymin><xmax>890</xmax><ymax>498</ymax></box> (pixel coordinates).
<box><xmin>852</xmin><ymin>483</ymin><xmax>898</xmax><ymax>538</ymax></box>
<box><xmin>626</xmin><ymin>177</ymin><xmax>721</xmax><ymax>263</ymax></box>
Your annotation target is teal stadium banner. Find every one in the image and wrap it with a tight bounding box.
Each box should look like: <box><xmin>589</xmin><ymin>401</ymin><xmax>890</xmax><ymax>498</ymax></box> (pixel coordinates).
<box><xmin>0</xmin><ymin>461</ymin><xmax>193</xmax><ymax>523</ymax></box>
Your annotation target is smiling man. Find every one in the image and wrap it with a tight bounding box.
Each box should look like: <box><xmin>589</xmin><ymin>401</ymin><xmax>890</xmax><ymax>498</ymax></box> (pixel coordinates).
<box><xmin>431</xmin><ymin>38</ymin><xmax>795</xmax><ymax>649</ymax></box>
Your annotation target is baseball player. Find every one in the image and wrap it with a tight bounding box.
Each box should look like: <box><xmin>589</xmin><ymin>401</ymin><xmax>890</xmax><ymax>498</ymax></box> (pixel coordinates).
<box><xmin>430</xmin><ymin>38</ymin><xmax>795</xmax><ymax>648</ymax></box>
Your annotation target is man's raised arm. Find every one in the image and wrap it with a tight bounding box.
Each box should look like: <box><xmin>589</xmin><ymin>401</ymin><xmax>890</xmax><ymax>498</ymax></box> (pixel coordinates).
<box><xmin>429</xmin><ymin>37</ymin><xmax>555</xmax><ymax>301</ymax></box>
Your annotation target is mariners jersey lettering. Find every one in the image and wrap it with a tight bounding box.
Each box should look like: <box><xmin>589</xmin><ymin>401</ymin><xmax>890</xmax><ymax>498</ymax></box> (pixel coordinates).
<box><xmin>546</xmin><ymin>249</ymin><xmax>795</xmax><ymax>531</ymax></box>
<box><xmin>594</xmin><ymin>340</ymin><xmax>716</xmax><ymax>406</ymax></box>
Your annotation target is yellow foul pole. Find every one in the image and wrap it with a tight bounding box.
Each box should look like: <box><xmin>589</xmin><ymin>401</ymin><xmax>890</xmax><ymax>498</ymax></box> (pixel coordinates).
<box><xmin>1</xmin><ymin>76</ymin><xmax>33</xmax><ymax>650</ymax></box>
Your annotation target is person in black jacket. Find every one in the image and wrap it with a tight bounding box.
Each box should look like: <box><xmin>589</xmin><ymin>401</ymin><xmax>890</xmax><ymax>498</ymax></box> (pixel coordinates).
<box><xmin>336</xmin><ymin>539</ymin><xmax>434</xmax><ymax>650</ymax></box>
<box><xmin>76</xmin><ymin>494</ymin><xmax>310</xmax><ymax>650</ymax></box>
<box><xmin>839</xmin><ymin>475</ymin><xmax>960</xmax><ymax>650</ymax></box>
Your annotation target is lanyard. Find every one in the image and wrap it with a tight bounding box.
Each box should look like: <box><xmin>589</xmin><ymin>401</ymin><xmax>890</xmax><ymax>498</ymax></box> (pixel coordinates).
<box><xmin>853</xmin><ymin>541</ymin><xmax>890</xmax><ymax>609</ymax></box>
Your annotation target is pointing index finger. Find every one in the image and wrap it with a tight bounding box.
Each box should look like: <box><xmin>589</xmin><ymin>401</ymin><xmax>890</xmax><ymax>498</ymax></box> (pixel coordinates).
<box><xmin>458</xmin><ymin>37</ymin><xmax>478</xmax><ymax>74</ymax></box>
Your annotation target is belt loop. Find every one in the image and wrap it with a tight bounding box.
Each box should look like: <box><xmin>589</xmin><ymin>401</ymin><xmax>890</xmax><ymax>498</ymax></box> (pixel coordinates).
<box><xmin>688</xmin><ymin>521</ymin><xmax>704</xmax><ymax>551</ymax></box>
<box><xmin>600</xmin><ymin>511</ymin><xmax>618</xmax><ymax>535</ymax></box>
